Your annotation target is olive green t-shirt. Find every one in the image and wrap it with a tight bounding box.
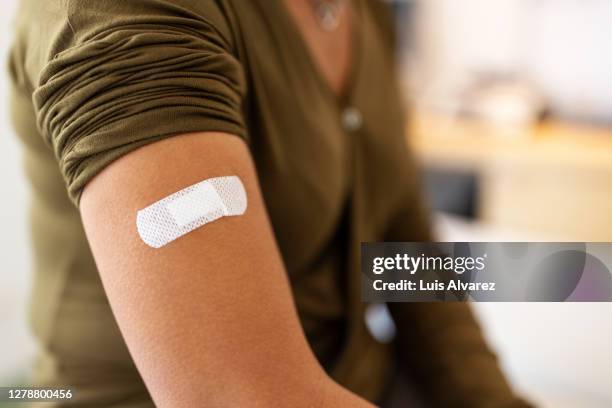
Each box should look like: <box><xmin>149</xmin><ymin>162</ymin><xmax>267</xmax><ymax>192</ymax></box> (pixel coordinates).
<box><xmin>9</xmin><ymin>0</ymin><xmax>527</xmax><ymax>406</ymax></box>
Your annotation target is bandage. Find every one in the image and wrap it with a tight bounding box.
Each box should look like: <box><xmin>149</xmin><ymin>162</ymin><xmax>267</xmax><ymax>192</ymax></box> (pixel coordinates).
<box><xmin>136</xmin><ymin>176</ymin><xmax>247</xmax><ymax>248</ymax></box>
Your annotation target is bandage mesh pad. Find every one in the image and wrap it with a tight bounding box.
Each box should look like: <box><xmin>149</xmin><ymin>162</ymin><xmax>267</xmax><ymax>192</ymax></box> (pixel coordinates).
<box><xmin>136</xmin><ymin>176</ymin><xmax>247</xmax><ymax>248</ymax></box>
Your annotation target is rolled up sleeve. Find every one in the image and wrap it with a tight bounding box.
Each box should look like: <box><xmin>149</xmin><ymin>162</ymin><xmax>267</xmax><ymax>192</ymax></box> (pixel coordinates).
<box><xmin>33</xmin><ymin>0</ymin><xmax>247</xmax><ymax>204</ymax></box>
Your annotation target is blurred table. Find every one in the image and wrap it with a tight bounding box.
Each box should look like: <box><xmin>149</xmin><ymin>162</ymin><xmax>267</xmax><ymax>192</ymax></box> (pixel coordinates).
<box><xmin>409</xmin><ymin>112</ymin><xmax>612</xmax><ymax>240</ymax></box>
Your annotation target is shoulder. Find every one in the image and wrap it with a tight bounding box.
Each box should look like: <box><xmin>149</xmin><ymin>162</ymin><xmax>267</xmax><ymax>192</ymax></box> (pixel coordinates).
<box><xmin>14</xmin><ymin>0</ymin><xmax>249</xmax><ymax>204</ymax></box>
<box><xmin>10</xmin><ymin>0</ymin><xmax>243</xmax><ymax>91</ymax></box>
<box><xmin>63</xmin><ymin>0</ymin><xmax>240</xmax><ymax>51</ymax></box>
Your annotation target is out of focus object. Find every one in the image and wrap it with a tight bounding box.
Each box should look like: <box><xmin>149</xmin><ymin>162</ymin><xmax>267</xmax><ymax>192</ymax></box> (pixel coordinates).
<box><xmin>423</xmin><ymin>169</ymin><xmax>477</xmax><ymax>218</ymax></box>
<box><xmin>525</xmin><ymin>0</ymin><xmax>612</xmax><ymax>125</ymax></box>
<box><xmin>405</xmin><ymin>0</ymin><xmax>612</xmax><ymax>126</ymax></box>
<box><xmin>458</xmin><ymin>75</ymin><xmax>545</xmax><ymax>132</ymax></box>
<box><xmin>410</xmin><ymin>112</ymin><xmax>612</xmax><ymax>241</ymax></box>
<box><xmin>404</xmin><ymin>0</ymin><xmax>528</xmax><ymax>119</ymax></box>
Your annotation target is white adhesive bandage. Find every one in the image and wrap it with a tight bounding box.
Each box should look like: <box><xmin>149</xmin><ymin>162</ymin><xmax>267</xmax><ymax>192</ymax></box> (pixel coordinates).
<box><xmin>136</xmin><ymin>176</ymin><xmax>247</xmax><ymax>248</ymax></box>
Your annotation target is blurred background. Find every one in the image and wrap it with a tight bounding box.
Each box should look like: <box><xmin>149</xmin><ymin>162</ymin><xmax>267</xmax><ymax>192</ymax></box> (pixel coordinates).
<box><xmin>394</xmin><ymin>1</ymin><xmax>612</xmax><ymax>407</ymax></box>
<box><xmin>1</xmin><ymin>0</ymin><xmax>611</xmax><ymax>407</ymax></box>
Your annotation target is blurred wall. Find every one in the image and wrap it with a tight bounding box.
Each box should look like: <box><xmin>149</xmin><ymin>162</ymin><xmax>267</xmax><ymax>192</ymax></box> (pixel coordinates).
<box><xmin>411</xmin><ymin>0</ymin><xmax>612</xmax><ymax>123</ymax></box>
<box><xmin>525</xmin><ymin>0</ymin><xmax>612</xmax><ymax>123</ymax></box>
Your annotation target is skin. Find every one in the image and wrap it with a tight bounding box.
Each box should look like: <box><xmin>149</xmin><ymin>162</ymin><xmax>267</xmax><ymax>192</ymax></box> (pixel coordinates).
<box><xmin>283</xmin><ymin>0</ymin><xmax>354</xmax><ymax>95</ymax></box>
<box><xmin>80</xmin><ymin>2</ymin><xmax>374</xmax><ymax>406</ymax></box>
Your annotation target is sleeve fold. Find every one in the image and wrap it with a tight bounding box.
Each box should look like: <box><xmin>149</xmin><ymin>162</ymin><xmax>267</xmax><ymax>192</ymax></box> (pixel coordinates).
<box><xmin>33</xmin><ymin>1</ymin><xmax>247</xmax><ymax>204</ymax></box>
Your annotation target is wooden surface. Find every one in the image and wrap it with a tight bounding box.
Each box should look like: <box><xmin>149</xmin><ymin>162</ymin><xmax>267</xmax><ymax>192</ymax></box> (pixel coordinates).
<box><xmin>409</xmin><ymin>112</ymin><xmax>612</xmax><ymax>240</ymax></box>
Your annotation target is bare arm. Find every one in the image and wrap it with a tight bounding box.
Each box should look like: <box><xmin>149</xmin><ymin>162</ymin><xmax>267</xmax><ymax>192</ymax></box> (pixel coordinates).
<box><xmin>80</xmin><ymin>132</ymin><xmax>373</xmax><ymax>407</ymax></box>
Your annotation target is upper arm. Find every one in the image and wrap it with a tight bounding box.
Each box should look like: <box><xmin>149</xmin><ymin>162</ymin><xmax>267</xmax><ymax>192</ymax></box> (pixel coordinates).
<box><xmin>79</xmin><ymin>132</ymin><xmax>332</xmax><ymax>406</ymax></box>
<box><xmin>28</xmin><ymin>2</ymin><xmax>372</xmax><ymax>405</ymax></box>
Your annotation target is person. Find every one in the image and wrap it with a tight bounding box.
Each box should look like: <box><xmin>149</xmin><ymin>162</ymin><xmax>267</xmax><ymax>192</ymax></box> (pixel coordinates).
<box><xmin>9</xmin><ymin>0</ymin><xmax>531</xmax><ymax>406</ymax></box>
